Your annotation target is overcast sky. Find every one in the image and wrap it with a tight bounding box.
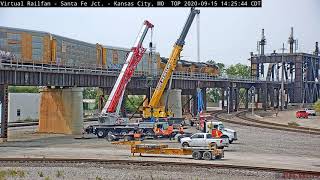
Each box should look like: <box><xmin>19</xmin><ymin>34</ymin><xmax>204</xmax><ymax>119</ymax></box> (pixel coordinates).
<box><xmin>0</xmin><ymin>0</ymin><xmax>319</xmax><ymax>65</ymax></box>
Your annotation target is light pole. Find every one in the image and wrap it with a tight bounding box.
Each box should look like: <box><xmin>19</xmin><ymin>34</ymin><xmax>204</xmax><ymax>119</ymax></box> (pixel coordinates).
<box><xmin>227</xmin><ymin>87</ymin><xmax>230</xmax><ymax>114</ymax></box>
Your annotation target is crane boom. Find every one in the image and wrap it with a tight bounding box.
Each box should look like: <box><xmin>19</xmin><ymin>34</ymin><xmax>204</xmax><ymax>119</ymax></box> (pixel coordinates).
<box><xmin>101</xmin><ymin>20</ymin><xmax>154</xmax><ymax>115</ymax></box>
<box><xmin>143</xmin><ymin>8</ymin><xmax>200</xmax><ymax>119</ymax></box>
<box><xmin>143</xmin><ymin>8</ymin><xmax>200</xmax><ymax>118</ymax></box>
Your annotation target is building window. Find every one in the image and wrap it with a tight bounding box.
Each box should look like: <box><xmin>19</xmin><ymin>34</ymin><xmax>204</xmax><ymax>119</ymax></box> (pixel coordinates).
<box><xmin>17</xmin><ymin>109</ymin><xmax>21</xmax><ymax>117</ymax></box>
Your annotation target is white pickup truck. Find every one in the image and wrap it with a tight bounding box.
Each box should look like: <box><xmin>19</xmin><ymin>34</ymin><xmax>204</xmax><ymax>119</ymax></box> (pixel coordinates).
<box><xmin>204</xmin><ymin>121</ymin><xmax>237</xmax><ymax>144</ymax></box>
<box><xmin>180</xmin><ymin>133</ymin><xmax>229</xmax><ymax>149</ymax></box>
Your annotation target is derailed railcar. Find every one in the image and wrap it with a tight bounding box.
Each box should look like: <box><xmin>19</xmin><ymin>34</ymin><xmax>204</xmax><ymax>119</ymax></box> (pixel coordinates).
<box><xmin>0</xmin><ymin>26</ymin><xmax>160</xmax><ymax>76</ymax></box>
<box><xmin>0</xmin><ymin>26</ymin><xmax>51</xmax><ymax>63</ymax></box>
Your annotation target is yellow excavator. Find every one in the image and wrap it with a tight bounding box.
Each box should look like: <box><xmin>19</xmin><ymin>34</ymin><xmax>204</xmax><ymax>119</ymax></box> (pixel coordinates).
<box><xmin>142</xmin><ymin>8</ymin><xmax>200</xmax><ymax>121</ymax></box>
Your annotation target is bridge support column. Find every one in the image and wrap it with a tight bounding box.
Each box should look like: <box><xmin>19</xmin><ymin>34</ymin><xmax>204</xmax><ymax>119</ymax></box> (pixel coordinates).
<box><xmin>234</xmin><ymin>88</ymin><xmax>239</xmax><ymax>111</ymax></box>
<box><xmin>270</xmin><ymin>87</ymin><xmax>275</xmax><ymax>108</ymax></box>
<box><xmin>275</xmin><ymin>88</ymin><xmax>279</xmax><ymax>108</ymax></box>
<box><xmin>245</xmin><ymin>88</ymin><xmax>249</xmax><ymax>109</ymax></box>
<box><xmin>0</xmin><ymin>84</ymin><xmax>8</xmax><ymax>142</ymax></box>
<box><xmin>228</xmin><ymin>87</ymin><xmax>234</xmax><ymax>113</ymax></box>
<box><xmin>262</xmin><ymin>85</ymin><xmax>267</xmax><ymax>111</ymax></box>
<box><xmin>201</xmin><ymin>87</ymin><xmax>207</xmax><ymax>111</ymax></box>
<box><xmin>192</xmin><ymin>89</ymin><xmax>198</xmax><ymax>116</ymax></box>
<box><xmin>39</xmin><ymin>87</ymin><xmax>83</xmax><ymax>135</ymax></box>
<box><xmin>221</xmin><ymin>88</ymin><xmax>225</xmax><ymax>109</ymax></box>
<box><xmin>256</xmin><ymin>88</ymin><xmax>261</xmax><ymax>103</ymax></box>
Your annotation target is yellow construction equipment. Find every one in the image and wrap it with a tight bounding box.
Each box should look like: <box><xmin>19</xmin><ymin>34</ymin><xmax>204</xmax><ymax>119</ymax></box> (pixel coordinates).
<box><xmin>142</xmin><ymin>8</ymin><xmax>200</xmax><ymax>120</ymax></box>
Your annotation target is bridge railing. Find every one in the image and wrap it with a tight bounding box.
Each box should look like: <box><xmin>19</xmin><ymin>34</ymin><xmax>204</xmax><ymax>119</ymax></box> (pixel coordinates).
<box><xmin>0</xmin><ymin>57</ymin><xmax>283</xmax><ymax>83</ymax></box>
<box><xmin>0</xmin><ymin>57</ymin><xmax>152</xmax><ymax>77</ymax></box>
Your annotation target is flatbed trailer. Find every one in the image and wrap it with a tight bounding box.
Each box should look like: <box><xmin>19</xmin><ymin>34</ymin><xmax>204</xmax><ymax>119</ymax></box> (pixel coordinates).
<box><xmin>86</xmin><ymin>124</ymin><xmax>155</xmax><ymax>139</ymax></box>
<box><xmin>131</xmin><ymin>144</ymin><xmax>224</xmax><ymax>160</ymax></box>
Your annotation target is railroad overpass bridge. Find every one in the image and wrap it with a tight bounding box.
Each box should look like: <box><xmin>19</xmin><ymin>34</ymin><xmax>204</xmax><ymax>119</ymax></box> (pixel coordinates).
<box><xmin>0</xmin><ymin>60</ymin><xmax>287</xmax><ymax>139</ymax></box>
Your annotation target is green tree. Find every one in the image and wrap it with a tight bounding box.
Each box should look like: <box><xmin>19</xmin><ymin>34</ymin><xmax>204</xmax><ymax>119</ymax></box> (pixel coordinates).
<box><xmin>124</xmin><ymin>95</ymin><xmax>145</xmax><ymax>113</ymax></box>
<box><xmin>9</xmin><ymin>86</ymin><xmax>39</xmax><ymax>93</ymax></box>
<box><xmin>225</xmin><ymin>63</ymin><xmax>251</xmax><ymax>78</ymax></box>
<box><xmin>313</xmin><ymin>100</ymin><xmax>320</xmax><ymax>112</ymax></box>
<box><xmin>208</xmin><ymin>88</ymin><xmax>221</xmax><ymax>103</ymax></box>
<box><xmin>83</xmin><ymin>87</ymin><xmax>98</xmax><ymax>99</ymax></box>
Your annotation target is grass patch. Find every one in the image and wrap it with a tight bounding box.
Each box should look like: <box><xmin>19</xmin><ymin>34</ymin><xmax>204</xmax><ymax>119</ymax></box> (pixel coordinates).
<box><xmin>16</xmin><ymin>170</ymin><xmax>26</xmax><ymax>178</ymax></box>
<box><xmin>0</xmin><ymin>169</ymin><xmax>25</xmax><ymax>179</ymax></box>
<box><xmin>288</xmin><ymin>121</ymin><xmax>300</xmax><ymax>127</ymax></box>
<box><xmin>45</xmin><ymin>176</ymin><xmax>50</xmax><ymax>180</ymax></box>
<box><xmin>0</xmin><ymin>170</ymin><xmax>7</xmax><ymax>180</ymax></box>
<box><xmin>56</xmin><ymin>170</ymin><xmax>63</xmax><ymax>178</ymax></box>
<box><xmin>7</xmin><ymin>169</ymin><xmax>18</xmax><ymax>177</ymax></box>
<box><xmin>38</xmin><ymin>171</ymin><xmax>44</xmax><ymax>177</ymax></box>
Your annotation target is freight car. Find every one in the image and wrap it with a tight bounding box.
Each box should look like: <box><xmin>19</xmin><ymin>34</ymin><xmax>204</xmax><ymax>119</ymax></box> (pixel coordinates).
<box><xmin>0</xmin><ymin>26</ymin><xmax>160</xmax><ymax>76</ymax></box>
<box><xmin>1</xmin><ymin>26</ymin><xmax>219</xmax><ymax>77</ymax></box>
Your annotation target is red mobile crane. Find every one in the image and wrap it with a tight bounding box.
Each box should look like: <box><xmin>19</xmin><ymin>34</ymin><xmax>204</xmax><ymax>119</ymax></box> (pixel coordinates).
<box><xmin>86</xmin><ymin>20</ymin><xmax>154</xmax><ymax>138</ymax></box>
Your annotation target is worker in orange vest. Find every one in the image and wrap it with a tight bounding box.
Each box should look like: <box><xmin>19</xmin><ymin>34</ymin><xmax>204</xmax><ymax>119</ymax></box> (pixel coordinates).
<box><xmin>167</xmin><ymin>124</ymin><xmax>174</xmax><ymax>140</ymax></box>
<box><xmin>212</xmin><ymin>129</ymin><xmax>223</xmax><ymax>138</ymax></box>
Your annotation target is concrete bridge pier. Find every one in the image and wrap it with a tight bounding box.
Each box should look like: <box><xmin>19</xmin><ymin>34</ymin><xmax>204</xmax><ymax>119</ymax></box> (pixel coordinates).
<box><xmin>0</xmin><ymin>84</ymin><xmax>8</xmax><ymax>142</ymax></box>
<box><xmin>39</xmin><ymin>87</ymin><xmax>83</xmax><ymax>135</ymax></box>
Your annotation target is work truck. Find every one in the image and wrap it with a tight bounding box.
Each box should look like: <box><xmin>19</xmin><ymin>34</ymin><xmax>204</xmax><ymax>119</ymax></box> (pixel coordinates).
<box><xmin>180</xmin><ymin>133</ymin><xmax>229</xmax><ymax>149</ymax></box>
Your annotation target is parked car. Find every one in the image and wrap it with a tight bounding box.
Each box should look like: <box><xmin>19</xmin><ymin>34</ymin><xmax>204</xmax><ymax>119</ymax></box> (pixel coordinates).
<box><xmin>180</xmin><ymin>133</ymin><xmax>229</xmax><ymax>149</ymax></box>
<box><xmin>296</xmin><ymin>110</ymin><xmax>308</xmax><ymax>118</ymax></box>
<box><xmin>304</xmin><ymin>108</ymin><xmax>316</xmax><ymax>116</ymax></box>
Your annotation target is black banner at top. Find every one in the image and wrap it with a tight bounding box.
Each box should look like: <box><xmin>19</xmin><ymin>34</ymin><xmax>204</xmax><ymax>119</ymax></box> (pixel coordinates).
<box><xmin>0</xmin><ymin>0</ymin><xmax>262</xmax><ymax>7</ymax></box>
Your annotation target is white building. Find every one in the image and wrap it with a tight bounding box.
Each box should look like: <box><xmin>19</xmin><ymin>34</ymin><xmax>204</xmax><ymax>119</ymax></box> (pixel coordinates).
<box><xmin>7</xmin><ymin>93</ymin><xmax>40</xmax><ymax>122</ymax></box>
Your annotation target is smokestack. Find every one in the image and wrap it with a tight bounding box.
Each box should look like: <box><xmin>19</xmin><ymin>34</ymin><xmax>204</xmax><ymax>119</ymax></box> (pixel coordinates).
<box><xmin>259</xmin><ymin>29</ymin><xmax>266</xmax><ymax>55</ymax></box>
<box><xmin>288</xmin><ymin>27</ymin><xmax>295</xmax><ymax>54</ymax></box>
<box><xmin>315</xmin><ymin>42</ymin><xmax>319</xmax><ymax>56</ymax></box>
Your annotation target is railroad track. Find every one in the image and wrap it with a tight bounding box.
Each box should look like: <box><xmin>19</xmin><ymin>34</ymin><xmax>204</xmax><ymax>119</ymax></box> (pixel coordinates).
<box><xmin>0</xmin><ymin>157</ymin><xmax>319</xmax><ymax>177</ymax></box>
<box><xmin>212</xmin><ymin>110</ymin><xmax>320</xmax><ymax>135</ymax></box>
<box><xmin>2</xmin><ymin>117</ymin><xmax>99</xmax><ymax>129</ymax></box>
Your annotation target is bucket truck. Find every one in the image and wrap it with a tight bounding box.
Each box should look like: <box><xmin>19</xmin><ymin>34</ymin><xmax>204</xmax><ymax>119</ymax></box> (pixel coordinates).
<box><xmin>85</xmin><ymin>20</ymin><xmax>154</xmax><ymax>139</ymax></box>
<box><xmin>142</xmin><ymin>8</ymin><xmax>200</xmax><ymax>125</ymax></box>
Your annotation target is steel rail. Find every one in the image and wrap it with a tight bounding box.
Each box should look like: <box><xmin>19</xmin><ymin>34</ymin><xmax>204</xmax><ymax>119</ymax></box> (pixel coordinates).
<box><xmin>211</xmin><ymin>111</ymin><xmax>320</xmax><ymax>135</ymax></box>
<box><xmin>0</xmin><ymin>157</ymin><xmax>319</xmax><ymax>176</ymax></box>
